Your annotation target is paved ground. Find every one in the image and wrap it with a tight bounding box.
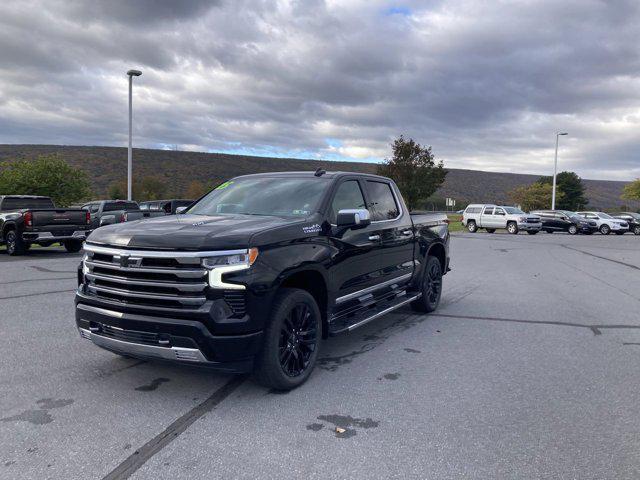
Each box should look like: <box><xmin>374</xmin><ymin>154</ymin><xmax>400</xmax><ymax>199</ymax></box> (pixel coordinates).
<box><xmin>1</xmin><ymin>232</ymin><xmax>640</xmax><ymax>480</ymax></box>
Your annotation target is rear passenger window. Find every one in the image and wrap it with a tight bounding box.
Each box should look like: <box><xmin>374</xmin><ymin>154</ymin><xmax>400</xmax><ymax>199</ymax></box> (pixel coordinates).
<box><xmin>330</xmin><ymin>181</ymin><xmax>366</xmax><ymax>223</ymax></box>
<box><xmin>483</xmin><ymin>207</ymin><xmax>494</xmax><ymax>215</ymax></box>
<box><xmin>366</xmin><ymin>181</ymin><xmax>400</xmax><ymax>221</ymax></box>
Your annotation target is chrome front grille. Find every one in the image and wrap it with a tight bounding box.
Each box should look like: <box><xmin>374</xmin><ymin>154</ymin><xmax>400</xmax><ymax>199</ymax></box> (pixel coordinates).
<box><xmin>83</xmin><ymin>244</ymin><xmax>209</xmax><ymax>309</ymax></box>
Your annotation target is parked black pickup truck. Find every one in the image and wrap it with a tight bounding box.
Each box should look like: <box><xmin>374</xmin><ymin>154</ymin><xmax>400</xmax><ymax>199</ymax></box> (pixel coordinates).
<box><xmin>75</xmin><ymin>171</ymin><xmax>450</xmax><ymax>389</ymax></box>
<box><xmin>0</xmin><ymin>195</ymin><xmax>91</xmax><ymax>255</ymax></box>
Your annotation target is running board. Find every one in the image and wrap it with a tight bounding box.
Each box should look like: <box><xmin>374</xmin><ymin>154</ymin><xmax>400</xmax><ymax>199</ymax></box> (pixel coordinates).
<box><xmin>331</xmin><ymin>293</ymin><xmax>422</xmax><ymax>334</ymax></box>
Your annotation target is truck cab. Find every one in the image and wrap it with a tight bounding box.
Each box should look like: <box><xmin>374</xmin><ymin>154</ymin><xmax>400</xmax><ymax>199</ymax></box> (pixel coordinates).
<box><xmin>462</xmin><ymin>204</ymin><xmax>541</xmax><ymax>234</ymax></box>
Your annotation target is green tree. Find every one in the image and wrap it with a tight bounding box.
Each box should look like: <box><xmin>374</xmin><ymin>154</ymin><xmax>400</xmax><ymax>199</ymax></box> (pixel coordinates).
<box><xmin>108</xmin><ymin>181</ymin><xmax>127</xmax><ymax>200</ymax></box>
<box><xmin>0</xmin><ymin>155</ymin><xmax>91</xmax><ymax>206</ymax></box>
<box><xmin>621</xmin><ymin>179</ymin><xmax>640</xmax><ymax>201</ymax></box>
<box><xmin>106</xmin><ymin>176</ymin><xmax>168</xmax><ymax>201</ymax></box>
<box><xmin>537</xmin><ymin>171</ymin><xmax>588</xmax><ymax>210</ymax></box>
<box><xmin>508</xmin><ymin>182</ymin><xmax>564</xmax><ymax>211</ymax></box>
<box><xmin>376</xmin><ymin>135</ymin><xmax>447</xmax><ymax>211</ymax></box>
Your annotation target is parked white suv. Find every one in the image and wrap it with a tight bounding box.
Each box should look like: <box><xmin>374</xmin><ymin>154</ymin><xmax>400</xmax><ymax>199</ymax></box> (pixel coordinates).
<box><xmin>576</xmin><ymin>211</ymin><xmax>629</xmax><ymax>235</ymax></box>
<box><xmin>462</xmin><ymin>204</ymin><xmax>542</xmax><ymax>234</ymax></box>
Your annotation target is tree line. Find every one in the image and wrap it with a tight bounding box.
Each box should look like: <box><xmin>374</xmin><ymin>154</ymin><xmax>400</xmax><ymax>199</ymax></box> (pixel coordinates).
<box><xmin>1</xmin><ymin>149</ymin><xmax>639</xmax><ymax>210</ymax></box>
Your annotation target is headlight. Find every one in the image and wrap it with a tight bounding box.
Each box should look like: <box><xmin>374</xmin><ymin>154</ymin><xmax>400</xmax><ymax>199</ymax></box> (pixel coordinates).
<box><xmin>202</xmin><ymin>248</ymin><xmax>259</xmax><ymax>290</ymax></box>
<box><xmin>518</xmin><ymin>216</ymin><xmax>527</xmax><ymax>222</ymax></box>
<box><xmin>82</xmin><ymin>253</ymin><xmax>89</xmax><ymax>275</ymax></box>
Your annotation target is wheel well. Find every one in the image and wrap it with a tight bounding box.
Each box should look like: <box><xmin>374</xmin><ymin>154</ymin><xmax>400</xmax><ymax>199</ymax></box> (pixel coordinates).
<box><xmin>280</xmin><ymin>270</ymin><xmax>328</xmax><ymax>338</ymax></box>
<box><xmin>428</xmin><ymin>243</ymin><xmax>447</xmax><ymax>272</ymax></box>
<box><xmin>2</xmin><ymin>223</ymin><xmax>15</xmax><ymax>241</ymax></box>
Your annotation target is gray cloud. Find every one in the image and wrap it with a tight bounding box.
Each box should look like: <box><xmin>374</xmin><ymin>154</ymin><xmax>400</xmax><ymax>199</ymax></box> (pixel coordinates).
<box><xmin>0</xmin><ymin>0</ymin><xmax>639</xmax><ymax>180</ymax></box>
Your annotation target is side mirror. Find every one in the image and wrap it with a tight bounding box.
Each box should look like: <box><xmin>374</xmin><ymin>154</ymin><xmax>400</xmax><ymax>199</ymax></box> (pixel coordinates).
<box><xmin>99</xmin><ymin>215</ymin><xmax>116</xmax><ymax>227</ymax></box>
<box><xmin>336</xmin><ymin>209</ymin><xmax>371</xmax><ymax>229</ymax></box>
<box><xmin>175</xmin><ymin>206</ymin><xmax>188</xmax><ymax>214</ymax></box>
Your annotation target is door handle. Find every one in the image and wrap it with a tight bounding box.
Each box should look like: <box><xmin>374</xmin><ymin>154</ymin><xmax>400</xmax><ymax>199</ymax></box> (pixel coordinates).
<box><xmin>401</xmin><ymin>230</ymin><xmax>413</xmax><ymax>236</ymax></box>
<box><xmin>368</xmin><ymin>234</ymin><xmax>381</xmax><ymax>241</ymax></box>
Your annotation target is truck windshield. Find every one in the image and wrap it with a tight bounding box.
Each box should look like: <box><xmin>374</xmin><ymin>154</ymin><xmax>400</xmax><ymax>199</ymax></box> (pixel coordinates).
<box><xmin>503</xmin><ymin>207</ymin><xmax>524</xmax><ymax>214</ymax></box>
<box><xmin>188</xmin><ymin>177</ymin><xmax>329</xmax><ymax>217</ymax></box>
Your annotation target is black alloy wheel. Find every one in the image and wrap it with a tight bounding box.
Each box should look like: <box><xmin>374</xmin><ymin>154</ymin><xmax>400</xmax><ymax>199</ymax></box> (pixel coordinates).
<box><xmin>254</xmin><ymin>288</ymin><xmax>322</xmax><ymax>390</ymax></box>
<box><xmin>411</xmin><ymin>255</ymin><xmax>443</xmax><ymax>313</ymax></box>
<box><xmin>5</xmin><ymin>230</ymin><xmax>25</xmax><ymax>256</ymax></box>
<box><xmin>278</xmin><ymin>303</ymin><xmax>318</xmax><ymax>378</ymax></box>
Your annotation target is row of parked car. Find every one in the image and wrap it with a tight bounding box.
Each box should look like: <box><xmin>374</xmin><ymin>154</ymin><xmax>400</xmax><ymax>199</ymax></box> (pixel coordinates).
<box><xmin>462</xmin><ymin>204</ymin><xmax>640</xmax><ymax>235</ymax></box>
<box><xmin>0</xmin><ymin>195</ymin><xmax>194</xmax><ymax>255</ymax></box>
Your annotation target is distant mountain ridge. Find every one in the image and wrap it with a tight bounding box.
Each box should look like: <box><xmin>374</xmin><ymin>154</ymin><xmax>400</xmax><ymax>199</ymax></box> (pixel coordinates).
<box><xmin>0</xmin><ymin>144</ymin><xmax>636</xmax><ymax>210</ymax></box>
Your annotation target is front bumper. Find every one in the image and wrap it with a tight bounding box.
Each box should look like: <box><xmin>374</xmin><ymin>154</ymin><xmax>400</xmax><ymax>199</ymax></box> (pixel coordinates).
<box><xmin>517</xmin><ymin>222</ymin><xmax>542</xmax><ymax>231</ymax></box>
<box><xmin>23</xmin><ymin>230</ymin><xmax>91</xmax><ymax>242</ymax></box>
<box><xmin>75</xmin><ymin>302</ymin><xmax>262</xmax><ymax>373</ymax></box>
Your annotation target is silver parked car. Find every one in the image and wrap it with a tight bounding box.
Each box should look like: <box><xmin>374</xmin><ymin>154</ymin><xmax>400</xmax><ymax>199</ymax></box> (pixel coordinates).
<box><xmin>462</xmin><ymin>204</ymin><xmax>542</xmax><ymax>234</ymax></box>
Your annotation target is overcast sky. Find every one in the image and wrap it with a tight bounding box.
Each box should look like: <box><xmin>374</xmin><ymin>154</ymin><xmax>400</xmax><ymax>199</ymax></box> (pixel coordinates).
<box><xmin>0</xmin><ymin>0</ymin><xmax>639</xmax><ymax>180</ymax></box>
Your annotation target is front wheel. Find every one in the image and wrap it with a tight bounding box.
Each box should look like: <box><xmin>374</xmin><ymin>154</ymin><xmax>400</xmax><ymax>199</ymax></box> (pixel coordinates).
<box><xmin>599</xmin><ymin>224</ymin><xmax>610</xmax><ymax>235</ymax></box>
<box><xmin>254</xmin><ymin>288</ymin><xmax>322</xmax><ymax>391</ymax></box>
<box><xmin>64</xmin><ymin>240</ymin><xmax>83</xmax><ymax>253</ymax></box>
<box><xmin>568</xmin><ymin>225</ymin><xmax>578</xmax><ymax>235</ymax></box>
<box><xmin>634</xmin><ymin>226</ymin><xmax>640</xmax><ymax>235</ymax></box>
<box><xmin>5</xmin><ymin>230</ymin><xmax>26</xmax><ymax>256</ymax></box>
<box><xmin>507</xmin><ymin>222</ymin><xmax>519</xmax><ymax>234</ymax></box>
<box><xmin>411</xmin><ymin>256</ymin><xmax>443</xmax><ymax>313</ymax></box>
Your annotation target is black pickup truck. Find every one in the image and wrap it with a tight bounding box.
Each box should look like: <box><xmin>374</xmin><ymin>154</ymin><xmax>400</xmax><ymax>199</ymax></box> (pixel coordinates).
<box><xmin>75</xmin><ymin>171</ymin><xmax>450</xmax><ymax>389</ymax></box>
<box><xmin>0</xmin><ymin>195</ymin><xmax>91</xmax><ymax>255</ymax></box>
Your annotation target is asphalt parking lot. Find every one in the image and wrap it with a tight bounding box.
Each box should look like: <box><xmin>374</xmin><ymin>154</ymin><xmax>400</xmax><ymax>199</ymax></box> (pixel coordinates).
<box><xmin>2</xmin><ymin>233</ymin><xmax>640</xmax><ymax>480</ymax></box>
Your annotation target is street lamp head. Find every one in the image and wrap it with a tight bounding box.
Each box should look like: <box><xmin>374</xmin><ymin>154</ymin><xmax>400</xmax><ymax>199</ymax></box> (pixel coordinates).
<box><xmin>127</xmin><ymin>69</ymin><xmax>142</xmax><ymax>77</ymax></box>
<box><xmin>558</xmin><ymin>132</ymin><xmax>568</xmax><ymax>136</ymax></box>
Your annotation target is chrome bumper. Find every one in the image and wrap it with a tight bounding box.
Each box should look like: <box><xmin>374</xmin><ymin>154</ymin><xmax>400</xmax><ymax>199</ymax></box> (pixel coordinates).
<box><xmin>24</xmin><ymin>230</ymin><xmax>90</xmax><ymax>241</ymax></box>
<box><xmin>78</xmin><ymin>327</ymin><xmax>210</xmax><ymax>363</ymax></box>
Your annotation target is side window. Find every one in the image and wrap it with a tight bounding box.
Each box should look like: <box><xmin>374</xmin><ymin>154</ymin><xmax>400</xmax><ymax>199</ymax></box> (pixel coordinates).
<box><xmin>483</xmin><ymin>207</ymin><xmax>494</xmax><ymax>215</ymax></box>
<box><xmin>91</xmin><ymin>204</ymin><xmax>99</xmax><ymax>213</ymax></box>
<box><xmin>494</xmin><ymin>208</ymin><xmax>505</xmax><ymax>215</ymax></box>
<box><xmin>366</xmin><ymin>181</ymin><xmax>400</xmax><ymax>221</ymax></box>
<box><xmin>330</xmin><ymin>180</ymin><xmax>366</xmax><ymax>223</ymax></box>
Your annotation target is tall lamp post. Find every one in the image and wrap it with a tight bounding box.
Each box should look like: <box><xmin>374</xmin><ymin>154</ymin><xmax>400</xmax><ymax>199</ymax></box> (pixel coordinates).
<box><xmin>551</xmin><ymin>132</ymin><xmax>568</xmax><ymax>210</ymax></box>
<box><xmin>127</xmin><ymin>69</ymin><xmax>142</xmax><ymax>201</ymax></box>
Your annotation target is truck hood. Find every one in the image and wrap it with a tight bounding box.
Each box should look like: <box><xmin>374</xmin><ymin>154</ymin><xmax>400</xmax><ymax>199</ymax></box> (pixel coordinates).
<box><xmin>86</xmin><ymin>213</ymin><xmax>301</xmax><ymax>250</ymax></box>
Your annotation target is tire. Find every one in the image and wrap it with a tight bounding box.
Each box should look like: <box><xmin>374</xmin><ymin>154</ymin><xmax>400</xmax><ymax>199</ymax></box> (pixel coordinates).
<box><xmin>64</xmin><ymin>240</ymin><xmax>83</xmax><ymax>253</ymax></box>
<box><xmin>254</xmin><ymin>288</ymin><xmax>322</xmax><ymax>391</ymax></box>
<box><xmin>599</xmin><ymin>224</ymin><xmax>610</xmax><ymax>235</ymax></box>
<box><xmin>568</xmin><ymin>225</ymin><xmax>578</xmax><ymax>235</ymax></box>
<box><xmin>507</xmin><ymin>222</ymin><xmax>518</xmax><ymax>234</ymax></box>
<box><xmin>5</xmin><ymin>229</ymin><xmax>26</xmax><ymax>256</ymax></box>
<box><xmin>634</xmin><ymin>226</ymin><xmax>640</xmax><ymax>236</ymax></box>
<box><xmin>485</xmin><ymin>228</ymin><xmax>496</xmax><ymax>233</ymax></box>
<box><xmin>411</xmin><ymin>256</ymin><xmax>443</xmax><ymax>313</ymax></box>
<box><xmin>615</xmin><ymin>231</ymin><xmax>625</xmax><ymax>235</ymax></box>
<box><xmin>545</xmin><ymin>230</ymin><xmax>553</xmax><ymax>234</ymax></box>
<box><xmin>526</xmin><ymin>230</ymin><xmax>538</xmax><ymax>235</ymax></box>
<box><xmin>467</xmin><ymin>221</ymin><xmax>477</xmax><ymax>233</ymax></box>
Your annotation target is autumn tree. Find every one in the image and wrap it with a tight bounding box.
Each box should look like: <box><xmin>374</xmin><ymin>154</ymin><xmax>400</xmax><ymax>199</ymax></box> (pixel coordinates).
<box><xmin>184</xmin><ymin>180</ymin><xmax>210</xmax><ymax>199</ymax></box>
<box><xmin>376</xmin><ymin>136</ymin><xmax>447</xmax><ymax>211</ymax></box>
<box><xmin>508</xmin><ymin>182</ymin><xmax>564</xmax><ymax>211</ymax></box>
<box><xmin>621</xmin><ymin>179</ymin><xmax>640</xmax><ymax>201</ymax></box>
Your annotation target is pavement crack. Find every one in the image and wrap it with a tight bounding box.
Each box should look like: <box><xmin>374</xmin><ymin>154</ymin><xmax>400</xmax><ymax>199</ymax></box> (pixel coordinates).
<box><xmin>102</xmin><ymin>375</ymin><xmax>246</xmax><ymax>480</ymax></box>
<box><xmin>561</xmin><ymin>245</ymin><xmax>640</xmax><ymax>271</ymax></box>
<box><xmin>0</xmin><ymin>289</ymin><xmax>76</xmax><ymax>301</ymax></box>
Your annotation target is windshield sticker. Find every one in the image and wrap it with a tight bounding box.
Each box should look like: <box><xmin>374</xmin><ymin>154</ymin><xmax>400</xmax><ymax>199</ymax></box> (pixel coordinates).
<box><xmin>302</xmin><ymin>224</ymin><xmax>321</xmax><ymax>234</ymax></box>
<box><xmin>293</xmin><ymin>210</ymin><xmax>310</xmax><ymax>215</ymax></box>
<box><xmin>215</xmin><ymin>181</ymin><xmax>234</xmax><ymax>190</ymax></box>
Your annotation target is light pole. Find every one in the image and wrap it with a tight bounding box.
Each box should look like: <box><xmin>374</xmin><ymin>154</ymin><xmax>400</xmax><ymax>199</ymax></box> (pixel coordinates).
<box><xmin>551</xmin><ymin>132</ymin><xmax>568</xmax><ymax>210</ymax></box>
<box><xmin>127</xmin><ymin>69</ymin><xmax>142</xmax><ymax>201</ymax></box>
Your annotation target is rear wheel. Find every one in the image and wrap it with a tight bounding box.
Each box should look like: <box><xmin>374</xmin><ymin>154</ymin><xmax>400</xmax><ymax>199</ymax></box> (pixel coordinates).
<box><xmin>507</xmin><ymin>222</ymin><xmax>518</xmax><ymax>234</ymax></box>
<box><xmin>467</xmin><ymin>221</ymin><xmax>477</xmax><ymax>233</ymax></box>
<box><xmin>254</xmin><ymin>288</ymin><xmax>322</xmax><ymax>391</ymax></box>
<box><xmin>568</xmin><ymin>225</ymin><xmax>578</xmax><ymax>235</ymax></box>
<box><xmin>485</xmin><ymin>228</ymin><xmax>496</xmax><ymax>233</ymax></box>
<box><xmin>5</xmin><ymin>230</ymin><xmax>26</xmax><ymax>256</ymax></box>
<box><xmin>599</xmin><ymin>224</ymin><xmax>610</xmax><ymax>235</ymax></box>
<box><xmin>411</xmin><ymin>256</ymin><xmax>443</xmax><ymax>313</ymax></box>
<box><xmin>64</xmin><ymin>240</ymin><xmax>83</xmax><ymax>253</ymax></box>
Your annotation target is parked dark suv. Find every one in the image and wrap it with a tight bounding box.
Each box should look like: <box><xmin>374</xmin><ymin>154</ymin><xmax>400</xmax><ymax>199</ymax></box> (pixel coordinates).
<box><xmin>612</xmin><ymin>212</ymin><xmax>640</xmax><ymax>235</ymax></box>
<box><xmin>531</xmin><ymin>210</ymin><xmax>598</xmax><ymax>235</ymax></box>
